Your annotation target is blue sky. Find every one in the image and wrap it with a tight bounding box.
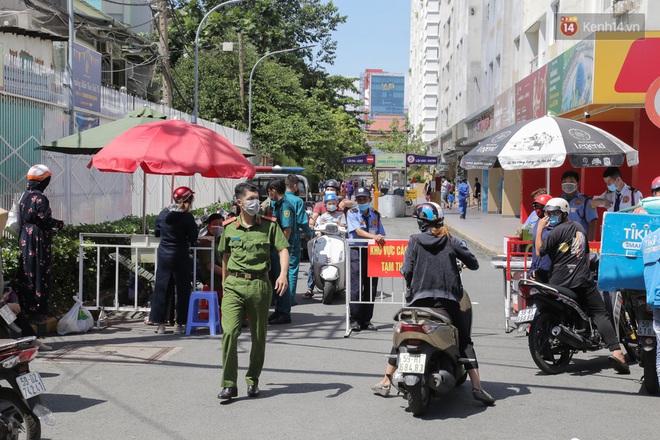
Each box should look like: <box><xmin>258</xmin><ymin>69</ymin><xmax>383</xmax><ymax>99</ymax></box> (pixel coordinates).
<box><xmin>323</xmin><ymin>0</ymin><xmax>410</xmax><ymax>78</ymax></box>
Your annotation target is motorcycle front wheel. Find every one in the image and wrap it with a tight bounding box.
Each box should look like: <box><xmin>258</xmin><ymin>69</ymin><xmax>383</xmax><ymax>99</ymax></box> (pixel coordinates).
<box><xmin>322</xmin><ymin>281</ymin><xmax>334</xmax><ymax>305</ymax></box>
<box><xmin>0</xmin><ymin>389</ymin><xmax>41</xmax><ymax>440</ymax></box>
<box><xmin>528</xmin><ymin>313</ymin><xmax>573</xmax><ymax>375</ymax></box>
<box><xmin>642</xmin><ymin>349</ymin><xmax>659</xmax><ymax>394</ymax></box>
<box><xmin>406</xmin><ymin>378</ymin><xmax>430</xmax><ymax>417</ymax></box>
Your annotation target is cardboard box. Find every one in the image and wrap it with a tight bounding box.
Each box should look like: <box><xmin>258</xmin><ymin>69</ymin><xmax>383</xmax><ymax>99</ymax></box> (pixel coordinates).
<box><xmin>598</xmin><ymin>212</ymin><xmax>660</xmax><ymax>291</ymax></box>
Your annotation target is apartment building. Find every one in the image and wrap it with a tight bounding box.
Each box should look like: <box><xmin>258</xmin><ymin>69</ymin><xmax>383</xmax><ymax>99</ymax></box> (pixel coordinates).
<box><xmin>409</xmin><ymin>0</ymin><xmax>660</xmax><ymax>227</ymax></box>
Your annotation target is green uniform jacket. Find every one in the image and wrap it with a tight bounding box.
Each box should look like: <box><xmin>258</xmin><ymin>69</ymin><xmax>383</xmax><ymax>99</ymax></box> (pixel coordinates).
<box><xmin>219</xmin><ymin>215</ymin><xmax>289</xmax><ymax>272</ymax></box>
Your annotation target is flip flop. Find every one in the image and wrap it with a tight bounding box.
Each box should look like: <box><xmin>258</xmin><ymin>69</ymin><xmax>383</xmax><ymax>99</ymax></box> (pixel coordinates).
<box><xmin>608</xmin><ymin>355</ymin><xmax>631</xmax><ymax>375</ymax></box>
<box><xmin>303</xmin><ymin>291</ymin><xmax>314</xmax><ymax>299</ymax></box>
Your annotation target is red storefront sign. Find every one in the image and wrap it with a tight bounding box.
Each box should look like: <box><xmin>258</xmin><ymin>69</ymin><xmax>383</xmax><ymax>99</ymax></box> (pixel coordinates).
<box><xmin>367</xmin><ymin>240</ymin><xmax>408</xmax><ymax>277</ymax></box>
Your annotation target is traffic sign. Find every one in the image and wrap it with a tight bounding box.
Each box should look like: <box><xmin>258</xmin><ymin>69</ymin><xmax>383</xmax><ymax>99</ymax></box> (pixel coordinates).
<box><xmin>366</xmin><ymin>155</ymin><xmax>375</xmax><ymax>164</ymax></box>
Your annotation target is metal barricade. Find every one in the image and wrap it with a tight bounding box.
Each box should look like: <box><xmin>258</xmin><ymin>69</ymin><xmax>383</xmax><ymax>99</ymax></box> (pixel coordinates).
<box><xmin>77</xmin><ymin>233</ymin><xmax>215</xmax><ymax>313</ymax></box>
<box><xmin>344</xmin><ymin>238</ymin><xmax>407</xmax><ymax>338</ymax></box>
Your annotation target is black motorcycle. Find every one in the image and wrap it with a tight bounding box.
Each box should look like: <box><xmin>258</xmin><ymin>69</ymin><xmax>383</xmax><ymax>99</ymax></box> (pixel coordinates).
<box><xmin>516</xmin><ymin>279</ymin><xmax>636</xmax><ymax>375</ymax></box>
<box><xmin>619</xmin><ymin>290</ymin><xmax>658</xmax><ymax>394</ymax></box>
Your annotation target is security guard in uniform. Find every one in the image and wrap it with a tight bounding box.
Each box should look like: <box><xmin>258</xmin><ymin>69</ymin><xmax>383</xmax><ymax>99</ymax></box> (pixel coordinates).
<box><xmin>284</xmin><ymin>175</ymin><xmax>313</xmax><ymax>305</ymax></box>
<box><xmin>347</xmin><ymin>187</ymin><xmax>386</xmax><ymax>332</ymax></box>
<box><xmin>217</xmin><ymin>183</ymin><xmax>289</xmax><ymax>400</ymax></box>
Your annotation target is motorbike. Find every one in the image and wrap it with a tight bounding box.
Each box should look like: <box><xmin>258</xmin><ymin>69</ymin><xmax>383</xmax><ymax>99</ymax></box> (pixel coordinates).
<box><xmin>388</xmin><ymin>293</ymin><xmax>472</xmax><ymax>417</ymax></box>
<box><xmin>310</xmin><ymin>222</ymin><xmax>347</xmax><ymax>305</ymax></box>
<box><xmin>0</xmin><ymin>336</ymin><xmax>54</xmax><ymax>439</ymax></box>
<box><xmin>619</xmin><ymin>290</ymin><xmax>658</xmax><ymax>394</ymax></box>
<box><xmin>516</xmin><ymin>278</ymin><xmax>637</xmax><ymax>375</ymax></box>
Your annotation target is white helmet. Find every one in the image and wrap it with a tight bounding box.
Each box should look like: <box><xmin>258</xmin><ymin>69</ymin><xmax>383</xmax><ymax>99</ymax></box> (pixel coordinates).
<box><xmin>544</xmin><ymin>197</ymin><xmax>569</xmax><ymax>214</ymax></box>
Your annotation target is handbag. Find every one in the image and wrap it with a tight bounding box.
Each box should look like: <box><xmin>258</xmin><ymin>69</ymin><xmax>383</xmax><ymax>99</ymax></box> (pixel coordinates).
<box><xmin>6</xmin><ymin>200</ymin><xmax>21</xmax><ymax>237</ymax></box>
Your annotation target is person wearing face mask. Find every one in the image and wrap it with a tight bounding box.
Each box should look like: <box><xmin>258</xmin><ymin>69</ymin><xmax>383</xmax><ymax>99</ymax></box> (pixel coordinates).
<box><xmin>591</xmin><ymin>167</ymin><xmax>643</xmax><ymax>213</ymax></box>
<box><xmin>17</xmin><ymin>165</ymin><xmax>64</xmax><ymax>324</ymax></box>
<box><xmin>198</xmin><ymin>212</ymin><xmax>225</xmax><ymax>293</ymax></box>
<box><xmin>528</xmin><ymin>194</ymin><xmax>553</xmax><ymax>283</ymax></box>
<box><xmin>150</xmin><ymin>186</ymin><xmax>199</xmax><ymax>335</ymax></box>
<box><xmin>266</xmin><ymin>178</ymin><xmax>297</xmax><ymax>325</ymax></box>
<box><xmin>309</xmin><ymin>179</ymin><xmax>353</xmax><ymax>229</ymax></box>
<box><xmin>315</xmin><ymin>193</ymin><xmax>347</xmax><ymax>227</ymax></box>
<box><xmin>217</xmin><ymin>182</ymin><xmax>290</xmax><ymax>400</ymax></box>
<box><xmin>347</xmin><ymin>187</ymin><xmax>386</xmax><ymax>332</ymax></box>
<box><xmin>284</xmin><ymin>175</ymin><xmax>313</xmax><ymax>306</ymax></box>
<box><xmin>536</xmin><ymin>198</ymin><xmax>630</xmax><ymax>374</ymax></box>
<box><xmin>560</xmin><ymin>170</ymin><xmax>598</xmax><ymax>241</ymax></box>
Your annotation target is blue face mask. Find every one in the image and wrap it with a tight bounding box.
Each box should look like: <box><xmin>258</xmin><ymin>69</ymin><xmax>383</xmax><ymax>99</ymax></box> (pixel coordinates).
<box><xmin>358</xmin><ymin>203</ymin><xmax>370</xmax><ymax>212</ymax></box>
<box><xmin>607</xmin><ymin>183</ymin><xmax>618</xmax><ymax>192</ymax></box>
<box><xmin>548</xmin><ymin>214</ymin><xmax>561</xmax><ymax>227</ymax></box>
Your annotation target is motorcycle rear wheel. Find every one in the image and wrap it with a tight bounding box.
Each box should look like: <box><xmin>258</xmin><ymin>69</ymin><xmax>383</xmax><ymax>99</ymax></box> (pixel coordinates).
<box><xmin>0</xmin><ymin>389</ymin><xmax>41</xmax><ymax>440</ymax></box>
<box><xmin>407</xmin><ymin>380</ymin><xmax>430</xmax><ymax>417</ymax></box>
<box><xmin>642</xmin><ymin>349</ymin><xmax>659</xmax><ymax>394</ymax></box>
<box><xmin>529</xmin><ymin>313</ymin><xmax>573</xmax><ymax>375</ymax></box>
<box><xmin>322</xmin><ymin>281</ymin><xmax>334</xmax><ymax>305</ymax></box>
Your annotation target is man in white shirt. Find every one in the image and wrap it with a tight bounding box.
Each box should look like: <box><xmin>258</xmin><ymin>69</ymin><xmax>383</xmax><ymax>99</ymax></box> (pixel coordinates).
<box><xmin>591</xmin><ymin>167</ymin><xmax>643</xmax><ymax>213</ymax></box>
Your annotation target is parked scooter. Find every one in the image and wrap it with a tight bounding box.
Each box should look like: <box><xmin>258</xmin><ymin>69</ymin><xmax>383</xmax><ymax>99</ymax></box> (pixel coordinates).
<box><xmin>310</xmin><ymin>222</ymin><xmax>347</xmax><ymax>305</ymax></box>
<box><xmin>516</xmin><ymin>278</ymin><xmax>636</xmax><ymax>375</ymax></box>
<box><xmin>389</xmin><ymin>293</ymin><xmax>472</xmax><ymax>417</ymax></box>
<box><xmin>0</xmin><ymin>336</ymin><xmax>54</xmax><ymax>439</ymax></box>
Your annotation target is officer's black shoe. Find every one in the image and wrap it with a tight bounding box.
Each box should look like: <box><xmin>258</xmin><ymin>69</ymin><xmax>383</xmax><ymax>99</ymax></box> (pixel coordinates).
<box><xmin>217</xmin><ymin>387</ymin><xmax>238</xmax><ymax>400</ymax></box>
<box><xmin>268</xmin><ymin>311</ymin><xmax>281</xmax><ymax>322</ymax></box>
<box><xmin>247</xmin><ymin>385</ymin><xmax>260</xmax><ymax>398</ymax></box>
<box><xmin>350</xmin><ymin>321</ymin><xmax>361</xmax><ymax>332</ymax></box>
<box><xmin>361</xmin><ymin>322</ymin><xmax>378</xmax><ymax>331</ymax></box>
<box><xmin>269</xmin><ymin>314</ymin><xmax>291</xmax><ymax>325</ymax></box>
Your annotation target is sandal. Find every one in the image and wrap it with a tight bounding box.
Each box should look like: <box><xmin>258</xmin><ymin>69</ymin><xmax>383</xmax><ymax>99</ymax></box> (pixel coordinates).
<box><xmin>303</xmin><ymin>290</ymin><xmax>314</xmax><ymax>299</ymax></box>
<box><xmin>472</xmin><ymin>388</ymin><xmax>495</xmax><ymax>406</ymax></box>
<box><xmin>371</xmin><ymin>382</ymin><xmax>391</xmax><ymax>397</ymax></box>
<box><xmin>608</xmin><ymin>355</ymin><xmax>631</xmax><ymax>375</ymax></box>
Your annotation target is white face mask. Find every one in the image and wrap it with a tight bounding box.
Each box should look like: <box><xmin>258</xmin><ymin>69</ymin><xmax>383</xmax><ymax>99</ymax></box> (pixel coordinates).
<box><xmin>242</xmin><ymin>199</ymin><xmax>260</xmax><ymax>216</ymax></box>
<box><xmin>562</xmin><ymin>182</ymin><xmax>577</xmax><ymax>194</ymax></box>
<box><xmin>209</xmin><ymin>225</ymin><xmax>223</xmax><ymax>237</ymax></box>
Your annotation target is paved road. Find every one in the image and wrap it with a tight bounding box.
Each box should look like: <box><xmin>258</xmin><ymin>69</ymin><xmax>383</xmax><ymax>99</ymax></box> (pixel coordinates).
<box><xmin>33</xmin><ymin>217</ymin><xmax>656</xmax><ymax>440</ymax></box>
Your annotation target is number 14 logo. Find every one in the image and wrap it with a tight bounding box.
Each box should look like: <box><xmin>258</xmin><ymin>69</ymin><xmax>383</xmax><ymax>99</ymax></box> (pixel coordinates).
<box><xmin>560</xmin><ymin>16</ymin><xmax>579</xmax><ymax>37</ymax></box>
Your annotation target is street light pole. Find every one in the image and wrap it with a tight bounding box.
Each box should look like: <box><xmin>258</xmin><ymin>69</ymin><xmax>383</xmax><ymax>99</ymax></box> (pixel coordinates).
<box><xmin>248</xmin><ymin>45</ymin><xmax>314</xmax><ymax>147</ymax></box>
<box><xmin>193</xmin><ymin>0</ymin><xmax>246</xmax><ymax>124</ymax></box>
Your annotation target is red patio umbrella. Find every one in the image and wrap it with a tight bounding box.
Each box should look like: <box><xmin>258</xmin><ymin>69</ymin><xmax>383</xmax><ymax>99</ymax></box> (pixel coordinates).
<box><xmin>90</xmin><ymin>119</ymin><xmax>256</xmax><ymax>232</ymax></box>
<box><xmin>90</xmin><ymin>119</ymin><xmax>255</xmax><ymax>178</ymax></box>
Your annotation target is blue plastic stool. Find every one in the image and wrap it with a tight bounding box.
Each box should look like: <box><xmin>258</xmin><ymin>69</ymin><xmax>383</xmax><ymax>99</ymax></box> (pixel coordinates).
<box><xmin>186</xmin><ymin>291</ymin><xmax>221</xmax><ymax>335</ymax></box>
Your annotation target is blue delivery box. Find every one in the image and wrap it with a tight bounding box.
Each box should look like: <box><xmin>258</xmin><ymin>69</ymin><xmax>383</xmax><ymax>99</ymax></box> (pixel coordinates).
<box><xmin>598</xmin><ymin>212</ymin><xmax>660</xmax><ymax>291</ymax></box>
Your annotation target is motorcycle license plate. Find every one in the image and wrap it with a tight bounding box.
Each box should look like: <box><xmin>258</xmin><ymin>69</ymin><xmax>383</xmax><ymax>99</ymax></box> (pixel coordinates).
<box><xmin>637</xmin><ymin>320</ymin><xmax>656</xmax><ymax>338</ymax></box>
<box><xmin>398</xmin><ymin>353</ymin><xmax>426</xmax><ymax>374</ymax></box>
<box><xmin>516</xmin><ymin>307</ymin><xmax>537</xmax><ymax>324</ymax></box>
<box><xmin>17</xmin><ymin>372</ymin><xmax>46</xmax><ymax>400</ymax></box>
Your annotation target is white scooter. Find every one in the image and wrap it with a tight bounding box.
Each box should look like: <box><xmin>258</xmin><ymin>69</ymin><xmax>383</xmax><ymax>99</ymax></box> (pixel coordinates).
<box><xmin>310</xmin><ymin>222</ymin><xmax>347</xmax><ymax>305</ymax></box>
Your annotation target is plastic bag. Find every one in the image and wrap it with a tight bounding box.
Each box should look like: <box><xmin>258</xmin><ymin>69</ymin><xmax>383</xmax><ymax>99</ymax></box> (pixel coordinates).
<box><xmin>6</xmin><ymin>201</ymin><xmax>21</xmax><ymax>238</ymax></box>
<box><xmin>57</xmin><ymin>296</ymin><xmax>94</xmax><ymax>335</ymax></box>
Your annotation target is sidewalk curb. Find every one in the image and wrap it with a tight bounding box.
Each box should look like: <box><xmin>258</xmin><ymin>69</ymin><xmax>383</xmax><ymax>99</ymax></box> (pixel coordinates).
<box><xmin>446</xmin><ymin>224</ymin><xmax>500</xmax><ymax>257</ymax></box>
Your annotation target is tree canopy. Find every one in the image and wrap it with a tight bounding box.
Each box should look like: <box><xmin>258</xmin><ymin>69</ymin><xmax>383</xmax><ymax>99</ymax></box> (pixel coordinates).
<box><xmin>166</xmin><ymin>0</ymin><xmax>369</xmax><ymax>182</ymax></box>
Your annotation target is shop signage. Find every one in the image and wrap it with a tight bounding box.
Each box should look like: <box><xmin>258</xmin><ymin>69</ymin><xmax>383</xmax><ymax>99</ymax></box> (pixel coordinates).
<box><xmin>493</xmin><ymin>88</ymin><xmax>515</xmax><ymax>131</ymax></box>
<box><xmin>644</xmin><ymin>77</ymin><xmax>660</xmax><ymax>129</ymax></box>
<box><xmin>546</xmin><ymin>40</ymin><xmax>594</xmax><ymax>115</ymax></box>
<box><xmin>406</xmin><ymin>154</ymin><xmax>438</xmax><ymax>165</ymax></box>
<box><xmin>515</xmin><ymin>64</ymin><xmax>547</xmax><ymax>123</ymax></box>
<box><xmin>73</xmin><ymin>43</ymin><xmax>101</xmax><ymax>113</ymax></box>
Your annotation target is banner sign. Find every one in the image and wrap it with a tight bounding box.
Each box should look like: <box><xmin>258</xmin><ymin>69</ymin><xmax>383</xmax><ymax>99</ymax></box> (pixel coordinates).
<box><xmin>367</xmin><ymin>240</ymin><xmax>408</xmax><ymax>277</ymax></box>
<box><xmin>343</xmin><ymin>154</ymin><xmax>375</xmax><ymax>165</ymax></box>
<box><xmin>75</xmin><ymin>112</ymin><xmax>100</xmax><ymax>131</ymax></box>
<box><xmin>406</xmin><ymin>154</ymin><xmax>438</xmax><ymax>165</ymax></box>
<box><xmin>375</xmin><ymin>153</ymin><xmax>406</xmax><ymax>169</ymax></box>
<box><xmin>515</xmin><ymin>64</ymin><xmax>547</xmax><ymax>123</ymax></box>
<box><xmin>546</xmin><ymin>40</ymin><xmax>594</xmax><ymax>115</ymax></box>
<box><xmin>73</xmin><ymin>43</ymin><xmax>102</xmax><ymax>113</ymax></box>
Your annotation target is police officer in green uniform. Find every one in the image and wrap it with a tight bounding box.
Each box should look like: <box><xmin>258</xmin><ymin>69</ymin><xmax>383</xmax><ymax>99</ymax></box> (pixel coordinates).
<box><xmin>284</xmin><ymin>175</ymin><xmax>314</xmax><ymax>305</ymax></box>
<box><xmin>217</xmin><ymin>183</ymin><xmax>290</xmax><ymax>400</ymax></box>
<box><xmin>267</xmin><ymin>178</ymin><xmax>296</xmax><ymax>325</ymax></box>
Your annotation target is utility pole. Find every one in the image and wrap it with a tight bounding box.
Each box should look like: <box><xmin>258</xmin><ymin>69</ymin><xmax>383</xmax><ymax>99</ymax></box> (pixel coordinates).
<box><xmin>158</xmin><ymin>0</ymin><xmax>172</xmax><ymax>107</ymax></box>
<box><xmin>238</xmin><ymin>32</ymin><xmax>246</xmax><ymax>122</ymax></box>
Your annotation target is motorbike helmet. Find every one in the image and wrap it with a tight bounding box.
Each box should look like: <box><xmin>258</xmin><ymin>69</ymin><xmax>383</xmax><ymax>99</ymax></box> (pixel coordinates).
<box><xmin>414</xmin><ymin>202</ymin><xmax>444</xmax><ymax>231</ymax></box>
<box><xmin>324</xmin><ymin>193</ymin><xmax>338</xmax><ymax>203</ymax></box>
<box><xmin>27</xmin><ymin>164</ymin><xmax>51</xmax><ymax>181</ymax></box>
<box><xmin>325</xmin><ymin>179</ymin><xmax>340</xmax><ymax>191</ymax></box>
<box><xmin>173</xmin><ymin>186</ymin><xmax>195</xmax><ymax>203</ymax></box>
<box><xmin>533</xmin><ymin>194</ymin><xmax>553</xmax><ymax>207</ymax></box>
<box><xmin>651</xmin><ymin>176</ymin><xmax>660</xmax><ymax>192</ymax></box>
<box><xmin>543</xmin><ymin>197</ymin><xmax>569</xmax><ymax>214</ymax></box>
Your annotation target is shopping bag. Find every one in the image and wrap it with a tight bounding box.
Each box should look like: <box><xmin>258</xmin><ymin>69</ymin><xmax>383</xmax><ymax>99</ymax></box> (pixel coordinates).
<box><xmin>56</xmin><ymin>296</ymin><xmax>94</xmax><ymax>335</ymax></box>
<box><xmin>6</xmin><ymin>201</ymin><xmax>21</xmax><ymax>238</ymax></box>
